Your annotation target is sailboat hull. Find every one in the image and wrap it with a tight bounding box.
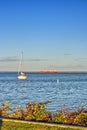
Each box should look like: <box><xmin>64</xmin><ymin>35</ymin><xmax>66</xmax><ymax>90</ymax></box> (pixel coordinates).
<box><xmin>18</xmin><ymin>75</ymin><xmax>27</xmax><ymax>80</ymax></box>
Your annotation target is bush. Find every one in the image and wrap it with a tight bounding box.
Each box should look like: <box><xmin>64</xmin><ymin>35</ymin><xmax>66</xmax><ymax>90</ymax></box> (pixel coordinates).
<box><xmin>0</xmin><ymin>101</ymin><xmax>12</xmax><ymax>117</ymax></box>
<box><xmin>74</xmin><ymin>112</ymin><xmax>87</xmax><ymax>126</ymax></box>
<box><xmin>0</xmin><ymin>101</ymin><xmax>87</xmax><ymax>127</ymax></box>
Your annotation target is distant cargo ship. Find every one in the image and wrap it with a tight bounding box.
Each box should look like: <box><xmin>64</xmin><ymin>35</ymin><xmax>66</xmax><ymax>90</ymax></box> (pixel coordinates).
<box><xmin>40</xmin><ymin>70</ymin><xmax>58</xmax><ymax>74</ymax></box>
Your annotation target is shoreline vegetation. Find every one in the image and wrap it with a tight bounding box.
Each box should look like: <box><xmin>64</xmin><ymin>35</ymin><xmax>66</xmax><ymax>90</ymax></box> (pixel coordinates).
<box><xmin>0</xmin><ymin>101</ymin><xmax>87</xmax><ymax>128</ymax></box>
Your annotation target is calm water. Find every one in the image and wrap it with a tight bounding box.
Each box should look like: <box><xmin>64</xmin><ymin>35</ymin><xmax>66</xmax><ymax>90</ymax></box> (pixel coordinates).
<box><xmin>0</xmin><ymin>72</ymin><xmax>87</xmax><ymax>112</ymax></box>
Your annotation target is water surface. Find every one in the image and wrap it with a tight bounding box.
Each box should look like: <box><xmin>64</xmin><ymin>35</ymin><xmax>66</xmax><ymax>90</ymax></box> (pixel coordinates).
<box><xmin>0</xmin><ymin>72</ymin><xmax>87</xmax><ymax>112</ymax></box>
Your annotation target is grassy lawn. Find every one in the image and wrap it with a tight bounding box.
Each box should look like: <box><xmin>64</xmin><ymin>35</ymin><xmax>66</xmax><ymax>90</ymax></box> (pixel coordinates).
<box><xmin>0</xmin><ymin>119</ymin><xmax>86</xmax><ymax>130</ymax></box>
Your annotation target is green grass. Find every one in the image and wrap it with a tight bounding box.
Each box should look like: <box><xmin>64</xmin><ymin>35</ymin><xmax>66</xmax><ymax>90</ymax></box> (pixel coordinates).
<box><xmin>0</xmin><ymin>120</ymin><xmax>85</xmax><ymax>130</ymax></box>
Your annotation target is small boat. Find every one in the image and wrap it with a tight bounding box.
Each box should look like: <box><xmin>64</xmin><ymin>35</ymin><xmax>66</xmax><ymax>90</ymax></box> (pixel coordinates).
<box><xmin>18</xmin><ymin>72</ymin><xmax>27</xmax><ymax>80</ymax></box>
<box><xmin>18</xmin><ymin>52</ymin><xmax>27</xmax><ymax>80</ymax></box>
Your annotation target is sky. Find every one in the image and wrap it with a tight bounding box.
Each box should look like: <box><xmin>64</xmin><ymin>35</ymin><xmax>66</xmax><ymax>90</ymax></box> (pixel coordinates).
<box><xmin>0</xmin><ymin>0</ymin><xmax>87</xmax><ymax>72</ymax></box>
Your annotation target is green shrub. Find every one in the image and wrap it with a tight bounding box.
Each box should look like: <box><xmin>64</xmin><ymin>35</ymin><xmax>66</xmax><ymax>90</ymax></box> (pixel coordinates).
<box><xmin>24</xmin><ymin>102</ymin><xmax>51</xmax><ymax>122</ymax></box>
<box><xmin>0</xmin><ymin>101</ymin><xmax>12</xmax><ymax>117</ymax></box>
<box><xmin>0</xmin><ymin>101</ymin><xmax>87</xmax><ymax>127</ymax></box>
<box><xmin>52</xmin><ymin>110</ymin><xmax>67</xmax><ymax>124</ymax></box>
<box><xmin>74</xmin><ymin>112</ymin><xmax>87</xmax><ymax>125</ymax></box>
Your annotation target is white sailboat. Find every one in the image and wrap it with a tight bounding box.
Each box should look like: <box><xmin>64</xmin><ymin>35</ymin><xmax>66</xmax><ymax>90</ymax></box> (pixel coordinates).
<box><xmin>18</xmin><ymin>52</ymin><xmax>27</xmax><ymax>80</ymax></box>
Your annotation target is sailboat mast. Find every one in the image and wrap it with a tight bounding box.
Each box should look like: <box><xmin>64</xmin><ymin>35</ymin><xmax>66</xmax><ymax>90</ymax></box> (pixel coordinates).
<box><xmin>21</xmin><ymin>52</ymin><xmax>23</xmax><ymax>72</ymax></box>
<box><xmin>18</xmin><ymin>52</ymin><xmax>23</xmax><ymax>75</ymax></box>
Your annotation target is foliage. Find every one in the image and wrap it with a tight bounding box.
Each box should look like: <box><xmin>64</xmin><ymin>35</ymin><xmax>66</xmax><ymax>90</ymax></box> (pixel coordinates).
<box><xmin>0</xmin><ymin>101</ymin><xmax>87</xmax><ymax>127</ymax></box>
<box><xmin>52</xmin><ymin>105</ymin><xmax>87</xmax><ymax>126</ymax></box>
<box><xmin>24</xmin><ymin>101</ymin><xmax>51</xmax><ymax>122</ymax></box>
<box><xmin>9</xmin><ymin>105</ymin><xmax>22</xmax><ymax>119</ymax></box>
<box><xmin>74</xmin><ymin>112</ymin><xmax>87</xmax><ymax>126</ymax></box>
<box><xmin>0</xmin><ymin>101</ymin><xmax>12</xmax><ymax>117</ymax></box>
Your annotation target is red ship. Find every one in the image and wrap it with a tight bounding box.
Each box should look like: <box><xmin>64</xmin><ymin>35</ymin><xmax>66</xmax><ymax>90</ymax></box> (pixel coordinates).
<box><xmin>40</xmin><ymin>70</ymin><xmax>58</xmax><ymax>74</ymax></box>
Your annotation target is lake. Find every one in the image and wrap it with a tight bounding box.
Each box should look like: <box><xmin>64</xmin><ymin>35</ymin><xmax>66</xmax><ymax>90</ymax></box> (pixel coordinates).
<box><xmin>0</xmin><ymin>72</ymin><xmax>87</xmax><ymax>112</ymax></box>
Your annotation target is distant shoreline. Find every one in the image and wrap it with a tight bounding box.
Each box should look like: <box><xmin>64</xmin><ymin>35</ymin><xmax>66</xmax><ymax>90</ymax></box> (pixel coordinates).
<box><xmin>0</xmin><ymin>71</ymin><xmax>87</xmax><ymax>74</ymax></box>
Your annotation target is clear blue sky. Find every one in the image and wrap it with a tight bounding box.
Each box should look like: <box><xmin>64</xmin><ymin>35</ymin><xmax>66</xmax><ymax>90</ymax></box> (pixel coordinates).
<box><xmin>0</xmin><ymin>0</ymin><xmax>87</xmax><ymax>71</ymax></box>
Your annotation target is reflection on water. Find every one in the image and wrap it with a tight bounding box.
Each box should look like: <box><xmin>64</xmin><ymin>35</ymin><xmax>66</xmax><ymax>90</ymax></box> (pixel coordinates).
<box><xmin>0</xmin><ymin>72</ymin><xmax>87</xmax><ymax>112</ymax></box>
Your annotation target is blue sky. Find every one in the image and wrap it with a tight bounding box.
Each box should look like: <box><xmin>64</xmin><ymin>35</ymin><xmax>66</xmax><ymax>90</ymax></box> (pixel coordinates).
<box><xmin>0</xmin><ymin>0</ymin><xmax>87</xmax><ymax>71</ymax></box>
